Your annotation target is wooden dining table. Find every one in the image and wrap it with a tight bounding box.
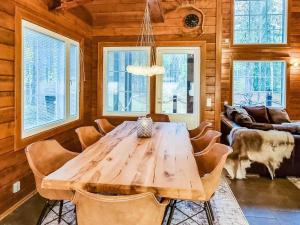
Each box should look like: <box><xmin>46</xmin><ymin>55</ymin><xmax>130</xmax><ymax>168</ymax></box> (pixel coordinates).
<box><xmin>42</xmin><ymin>121</ymin><xmax>206</xmax><ymax>201</ymax></box>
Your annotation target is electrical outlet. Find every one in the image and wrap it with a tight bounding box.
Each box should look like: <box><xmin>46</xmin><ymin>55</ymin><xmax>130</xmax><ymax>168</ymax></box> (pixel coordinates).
<box><xmin>13</xmin><ymin>181</ymin><xmax>21</xmax><ymax>193</ymax></box>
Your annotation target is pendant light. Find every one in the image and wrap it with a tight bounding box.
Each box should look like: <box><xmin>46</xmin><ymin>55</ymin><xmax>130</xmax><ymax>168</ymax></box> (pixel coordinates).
<box><xmin>126</xmin><ymin>0</ymin><xmax>165</xmax><ymax>76</ymax></box>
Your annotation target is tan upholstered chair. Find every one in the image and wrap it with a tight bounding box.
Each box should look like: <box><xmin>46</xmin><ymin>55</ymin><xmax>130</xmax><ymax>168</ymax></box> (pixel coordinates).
<box><xmin>73</xmin><ymin>188</ymin><xmax>169</xmax><ymax>225</ymax></box>
<box><xmin>95</xmin><ymin>118</ymin><xmax>115</xmax><ymax>135</ymax></box>
<box><xmin>191</xmin><ymin>130</ymin><xmax>222</xmax><ymax>154</ymax></box>
<box><xmin>189</xmin><ymin>121</ymin><xmax>212</xmax><ymax>139</ymax></box>
<box><xmin>146</xmin><ymin>113</ymin><xmax>170</xmax><ymax>122</ymax></box>
<box><xmin>75</xmin><ymin>126</ymin><xmax>102</xmax><ymax>150</ymax></box>
<box><xmin>25</xmin><ymin>140</ymin><xmax>79</xmax><ymax>225</ymax></box>
<box><xmin>166</xmin><ymin>143</ymin><xmax>232</xmax><ymax>225</ymax></box>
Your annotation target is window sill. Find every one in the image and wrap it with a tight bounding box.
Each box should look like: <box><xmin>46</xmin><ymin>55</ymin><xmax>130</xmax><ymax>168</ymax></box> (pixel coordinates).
<box><xmin>230</xmin><ymin>43</ymin><xmax>290</xmax><ymax>49</ymax></box>
<box><xmin>15</xmin><ymin>118</ymin><xmax>83</xmax><ymax>151</ymax></box>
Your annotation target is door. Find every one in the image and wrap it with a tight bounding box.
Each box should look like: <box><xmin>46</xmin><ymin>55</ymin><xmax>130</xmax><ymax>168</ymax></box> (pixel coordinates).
<box><xmin>156</xmin><ymin>47</ymin><xmax>200</xmax><ymax>129</ymax></box>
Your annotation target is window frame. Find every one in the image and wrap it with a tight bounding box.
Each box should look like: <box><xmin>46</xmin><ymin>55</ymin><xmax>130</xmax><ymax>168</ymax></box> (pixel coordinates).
<box><xmin>102</xmin><ymin>46</ymin><xmax>151</xmax><ymax>117</ymax></box>
<box><xmin>231</xmin><ymin>59</ymin><xmax>287</xmax><ymax>108</ymax></box>
<box><xmin>21</xmin><ymin>20</ymin><xmax>80</xmax><ymax>138</ymax></box>
<box><xmin>15</xmin><ymin>7</ymin><xmax>84</xmax><ymax>150</ymax></box>
<box><xmin>232</xmin><ymin>0</ymin><xmax>289</xmax><ymax>46</ymax></box>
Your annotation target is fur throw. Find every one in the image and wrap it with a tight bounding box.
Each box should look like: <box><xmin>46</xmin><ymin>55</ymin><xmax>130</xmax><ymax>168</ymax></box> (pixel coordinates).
<box><xmin>225</xmin><ymin>128</ymin><xmax>294</xmax><ymax>179</ymax></box>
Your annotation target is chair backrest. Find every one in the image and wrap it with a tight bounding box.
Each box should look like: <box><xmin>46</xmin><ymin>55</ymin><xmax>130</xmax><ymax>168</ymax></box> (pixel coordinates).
<box><xmin>194</xmin><ymin>143</ymin><xmax>232</xmax><ymax>200</ymax></box>
<box><xmin>146</xmin><ymin>113</ymin><xmax>170</xmax><ymax>122</ymax></box>
<box><xmin>75</xmin><ymin>126</ymin><xmax>102</xmax><ymax>150</ymax></box>
<box><xmin>189</xmin><ymin>121</ymin><xmax>212</xmax><ymax>139</ymax></box>
<box><xmin>191</xmin><ymin>130</ymin><xmax>221</xmax><ymax>154</ymax></box>
<box><xmin>95</xmin><ymin>118</ymin><xmax>115</xmax><ymax>134</ymax></box>
<box><xmin>25</xmin><ymin>140</ymin><xmax>78</xmax><ymax>199</ymax></box>
<box><xmin>73</xmin><ymin>188</ymin><xmax>169</xmax><ymax>225</ymax></box>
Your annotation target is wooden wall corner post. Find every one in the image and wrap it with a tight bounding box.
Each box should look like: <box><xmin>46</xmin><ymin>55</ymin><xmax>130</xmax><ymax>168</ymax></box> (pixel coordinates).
<box><xmin>14</xmin><ymin>6</ymin><xmax>86</xmax><ymax>150</ymax></box>
<box><xmin>97</xmin><ymin>42</ymin><xmax>104</xmax><ymax>118</ymax></box>
<box><xmin>215</xmin><ymin>0</ymin><xmax>222</xmax><ymax>131</ymax></box>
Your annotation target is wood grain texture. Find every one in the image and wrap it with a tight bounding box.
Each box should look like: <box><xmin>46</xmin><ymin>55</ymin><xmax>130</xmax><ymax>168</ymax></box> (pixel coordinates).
<box><xmin>90</xmin><ymin>0</ymin><xmax>219</xmax><ymax>129</ymax></box>
<box><xmin>221</xmin><ymin>0</ymin><xmax>300</xmax><ymax>120</ymax></box>
<box><xmin>43</xmin><ymin>122</ymin><xmax>205</xmax><ymax>200</ymax></box>
<box><xmin>0</xmin><ymin>0</ymin><xmax>93</xmax><ymax>217</ymax></box>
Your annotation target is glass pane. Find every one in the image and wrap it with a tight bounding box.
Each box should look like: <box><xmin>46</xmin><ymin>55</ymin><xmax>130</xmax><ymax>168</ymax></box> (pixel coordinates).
<box><xmin>105</xmin><ymin>49</ymin><xmax>149</xmax><ymax>113</ymax></box>
<box><xmin>23</xmin><ymin>27</ymin><xmax>66</xmax><ymax>131</ymax></box>
<box><xmin>70</xmin><ymin>44</ymin><xmax>79</xmax><ymax>117</ymax></box>
<box><xmin>161</xmin><ymin>53</ymin><xmax>195</xmax><ymax>114</ymax></box>
<box><xmin>234</xmin><ymin>0</ymin><xmax>286</xmax><ymax>44</ymax></box>
<box><xmin>233</xmin><ymin>61</ymin><xmax>285</xmax><ymax>107</ymax></box>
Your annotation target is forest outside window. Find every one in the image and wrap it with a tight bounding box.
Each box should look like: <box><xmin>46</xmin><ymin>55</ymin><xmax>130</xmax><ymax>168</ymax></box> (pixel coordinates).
<box><xmin>103</xmin><ymin>47</ymin><xmax>150</xmax><ymax>116</ymax></box>
<box><xmin>233</xmin><ymin>0</ymin><xmax>287</xmax><ymax>44</ymax></box>
<box><xmin>22</xmin><ymin>20</ymin><xmax>80</xmax><ymax>138</ymax></box>
<box><xmin>233</xmin><ymin>61</ymin><xmax>286</xmax><ymax>107</ymax></box>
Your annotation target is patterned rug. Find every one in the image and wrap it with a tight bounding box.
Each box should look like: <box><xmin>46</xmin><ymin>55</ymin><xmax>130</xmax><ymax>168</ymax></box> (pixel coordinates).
<box><xmin>42</xmin><ymin>177</ymin><xmax>249</xmax><ymax>225</ymax></box>
<box><xmin>288</xmin><ymin>177</ymin><xmax>300</xmax><ymax>190</ymax></box>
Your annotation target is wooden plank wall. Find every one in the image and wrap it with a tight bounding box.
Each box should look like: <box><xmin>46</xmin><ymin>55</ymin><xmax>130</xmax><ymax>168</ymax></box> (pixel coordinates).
<box><xmin>221</xmin><ymin>0</ymin><xmax>300</xmax><ymax>119</ymax></box>
<box><xmin>0</xmin><ymin>0</ymin><xmax>92</xmax><ymax>216</ymax></box>
<box><xmin>91</xmin><ymin>0</ymin><xmax>221</xmax><ymax>128</ymax></box>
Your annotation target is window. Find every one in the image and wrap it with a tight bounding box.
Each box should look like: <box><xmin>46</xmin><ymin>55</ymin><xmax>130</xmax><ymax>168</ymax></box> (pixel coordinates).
<box><xmin>233</xmin><ymin>61</ymin><xmax>286</xmax><ymax>107</ymax></box>
<box><xmin>22</xmin><ymin>20</ymin><xmax>80</xmax><ymax>138</ymax></box>
<box><xmin>233</xmin><ymin>0</ymin><xmax>287</xmax><ymax>44</ymax></box>
<box><xmin>103</xmin><ymin>47</ymin><xmax>150</xmax><ymax>116</ymax></box>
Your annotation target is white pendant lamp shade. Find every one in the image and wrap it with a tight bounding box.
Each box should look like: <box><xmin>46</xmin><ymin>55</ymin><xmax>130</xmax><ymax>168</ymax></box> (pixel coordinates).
<box><xmin>126</xmin><ymin>65</ymin><xmax>165</xmax><ymax>76</ymax></box>
<box><xmin>126</xmin><ymin>0</ymin><xmax>165</xmax><ymax>76</ymax></box>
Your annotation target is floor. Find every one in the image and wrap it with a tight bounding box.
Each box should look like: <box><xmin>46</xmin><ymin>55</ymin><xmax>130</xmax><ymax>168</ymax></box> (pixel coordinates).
<box><xmin>229</xmin><ymin>177</ymin><xmax>300</xmax><ymax>225</ymax></box>
<box><xmin>0</xmin><ymin>177</ymin><xmax>299</xmax><ymax>225</ymax></box>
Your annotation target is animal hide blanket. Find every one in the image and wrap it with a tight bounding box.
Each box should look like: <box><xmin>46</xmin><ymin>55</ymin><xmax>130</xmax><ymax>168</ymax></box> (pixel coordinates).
<box><xmin>224</xmin><ymin>128</ymin><xmax>294</xmax><ymax>179</ymax></box>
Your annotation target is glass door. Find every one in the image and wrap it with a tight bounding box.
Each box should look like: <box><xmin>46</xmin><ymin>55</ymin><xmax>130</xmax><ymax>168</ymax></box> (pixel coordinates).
<box><xmin>156</xmin><ymin>47</ymin><xmax>200</xmax><ymax>129</ymax></box>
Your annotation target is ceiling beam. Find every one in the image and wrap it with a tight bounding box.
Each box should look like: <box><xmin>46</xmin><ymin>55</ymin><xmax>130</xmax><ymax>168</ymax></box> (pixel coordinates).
<box><xmin>148</xmin><ymin>0</ymin><xmax>164</xmax><ymax>23</ymax></box>
<box><xmin>48</xmin><ymin>0</ymin><xmax>94</xmax><ymax>10</ymax></box>
<box><xmin>41</xmin><ymin>0</ymin><xmax>61</xmax><ymax>10</ymax></box>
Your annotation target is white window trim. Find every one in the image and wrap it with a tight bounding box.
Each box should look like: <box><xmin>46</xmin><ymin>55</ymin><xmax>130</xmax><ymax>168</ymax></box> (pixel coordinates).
<box><xmin>21</xmin><ymin>20</ymin><xmax>80</xmax><ymax>138</ymax></box>
<box><xmin>232</xmin><ymin>60</ymin><xmax>287</xmax><ymax>108</ymax></box>
<box><xmin>233</xmin><ymin>0</ymin><xmax>288</xmax><ymax>45</ymax></box>
<box><xmin>102</xmin><ymin>47</ymin><xmax>151</xmax><ymax>116</ymax></box>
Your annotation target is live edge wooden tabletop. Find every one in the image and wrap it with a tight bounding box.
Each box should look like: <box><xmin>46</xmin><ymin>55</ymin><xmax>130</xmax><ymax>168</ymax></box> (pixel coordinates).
<box><xmin>42</xmin><ymin>121</ymin><xmax>205</xmax><ymax>200</ymax></box>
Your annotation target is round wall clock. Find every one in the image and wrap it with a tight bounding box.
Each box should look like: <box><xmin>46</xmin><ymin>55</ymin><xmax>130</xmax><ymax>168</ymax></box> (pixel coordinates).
<box><xmin>178</xmin><ymin>5</ymin><xmax>204</xmax><ymax>37</ymax></box>
<box><xmin>184</xmin><ymin>14</ymin><xmax>200</xmax><ymax>28</ymax></box>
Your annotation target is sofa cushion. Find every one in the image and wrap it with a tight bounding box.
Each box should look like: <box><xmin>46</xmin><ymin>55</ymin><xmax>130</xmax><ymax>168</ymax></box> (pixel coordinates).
<box><xmin>243</xmin><ymin>105</ymin><xmax>270</xmax><ymax>123</ymax></box>
<box><xmin>234</xmin><ymin>108</ymin><xmax>254</xmax><ymax>126</ymax></box>
<box><xmin>272</xmin><ymin>124</ymin><xmax>298</xmax><ymax>133</ymax></box>
<box><xmin>224</xmin><ymin>104</ymin><xmax>237</xmax><ymax>120</ymax></box>
<box><xmin>249</xmin><ymin>123</ymin><xmax>273</xmax><ymax>131</ymax></box>
<box><xmin>267</xmin><ymin>108</ymin><xmax>291</xmax><ymax>124</ymax></box>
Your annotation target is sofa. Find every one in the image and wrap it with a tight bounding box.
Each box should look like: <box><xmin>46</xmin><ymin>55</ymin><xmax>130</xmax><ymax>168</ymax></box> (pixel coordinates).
<box><xmin>221</xmin><ymin>105</ymin><xmax>300</xmax><ymax>177</ymax></box>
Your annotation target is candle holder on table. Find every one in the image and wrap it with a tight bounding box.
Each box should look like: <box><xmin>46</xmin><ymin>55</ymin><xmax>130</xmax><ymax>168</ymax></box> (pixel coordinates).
<box><xmin>137</xmin><ymin>117</ymin><xmax>153</xmax><ymax>138</ymax></box>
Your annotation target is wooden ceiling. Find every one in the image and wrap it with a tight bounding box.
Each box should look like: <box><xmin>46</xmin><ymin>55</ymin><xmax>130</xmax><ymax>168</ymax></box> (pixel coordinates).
<box><xmin>44</xmin><ymin>0</ymin><xmax>182</xmax><ymax>26</ymax></box>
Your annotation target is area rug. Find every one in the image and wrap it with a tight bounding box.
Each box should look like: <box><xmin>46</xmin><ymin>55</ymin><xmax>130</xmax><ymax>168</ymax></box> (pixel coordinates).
<box><xmin>288</xmin><ymin>177</ymin><xmax>300</xmax><ymax>190</ymax></box>
<box><xmin>42</xmin><ymin>177</ymin><xmax>249</xmax><ymax>225</ymax></box>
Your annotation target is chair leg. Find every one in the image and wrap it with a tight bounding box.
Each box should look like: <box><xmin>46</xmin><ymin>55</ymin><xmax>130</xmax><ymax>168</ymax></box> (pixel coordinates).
<box><xmin>204</xmin><ymin>202</ymin><xmax>214</xmax><ymax>225</ymax></box>
<box><xmin>207</xmin><ymin>200</ymin><xmax>215</xmax><ymax>221</ymax></box>
<box><xmin>74</xmin><ymin>206</ymin><xmax>78</xmax><ymax>225</ymax></box>
<box><xmin>58</xmin><ymin>200</ymin><xmax>64</xmax><ymax>223</ymax></box>
<box><xmin>166</xmin><ymin>200</ymin><xmax>177</xmax><ymax>225</ymax></box>
<box><xmin>36</xmin><ymin>201</ymin><xmax>50</xmax><ymax>225</ymax></box>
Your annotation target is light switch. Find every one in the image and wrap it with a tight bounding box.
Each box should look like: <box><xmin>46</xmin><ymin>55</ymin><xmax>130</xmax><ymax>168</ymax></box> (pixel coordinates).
<box><xmin>206</xmin><ymin>98</ymin><xmax>212</xmax><ymax>107</ymax></box>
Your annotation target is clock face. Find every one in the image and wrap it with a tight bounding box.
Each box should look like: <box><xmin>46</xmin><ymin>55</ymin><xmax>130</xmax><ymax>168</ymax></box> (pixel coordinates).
<box><xmin>184</xmin><ymin>14</ymin><xmax>200</xmax><ymax>28</ymax></box>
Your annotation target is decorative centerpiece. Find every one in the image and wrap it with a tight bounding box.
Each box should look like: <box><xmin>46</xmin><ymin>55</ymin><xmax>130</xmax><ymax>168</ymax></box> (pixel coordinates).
<box><xmin>137</xmin><ymin>117</ymin><xmax>153</xmax><ymax>138</ymax></box>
